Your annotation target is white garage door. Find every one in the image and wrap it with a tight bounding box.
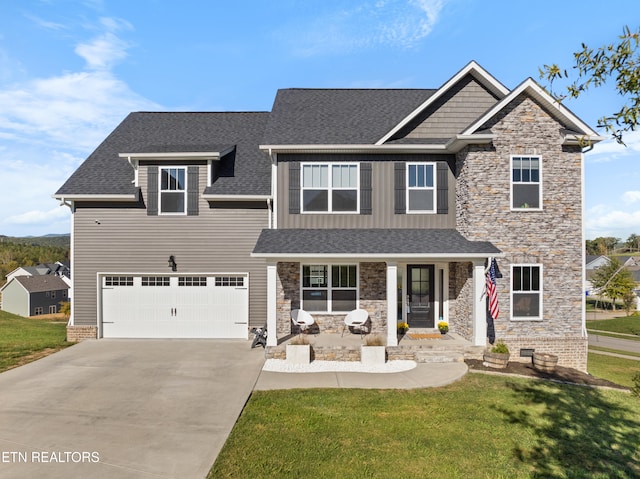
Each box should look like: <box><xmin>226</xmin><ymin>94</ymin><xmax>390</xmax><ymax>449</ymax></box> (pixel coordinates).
<box><xmin>101</xmin><ymin>274</ymin><xmax>249</xmax><ymax>339</ymax></box>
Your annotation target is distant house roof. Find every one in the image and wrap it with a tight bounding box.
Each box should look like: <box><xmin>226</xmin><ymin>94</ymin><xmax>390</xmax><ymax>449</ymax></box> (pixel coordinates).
<box><xmin>11</xmin><ymin>275</ymin><xmax>69</xmax><ymax>293</ymax></box>
<box><xmin>55</xmin><ymin>112</ymin><xmax>271</xmax><ymax>198</ymax></box>
<box><xmin>252</xmin><ymin>229</ymin><xmax>501</xmax><ymax>258</ymax></box>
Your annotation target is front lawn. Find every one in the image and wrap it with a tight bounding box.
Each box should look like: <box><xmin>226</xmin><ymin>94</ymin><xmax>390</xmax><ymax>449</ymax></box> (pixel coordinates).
<box><xmin>588</xmin><ymin>352</ymin><xmax>640</xmax><ymax>388</ymax></box>
<box><xmin>0</xmin><ymin>310</ymin><xmax>70</xmax><ymax>373</ymax></box>
<box><xmin>587</xmin><ymin>314</ymin><xmax>640</xmax><ymax>336</ymax></box>
<box><xmin>210</xmin><ymin>374</ymin><xmax>640</xmax><ymax>479</ymax></box>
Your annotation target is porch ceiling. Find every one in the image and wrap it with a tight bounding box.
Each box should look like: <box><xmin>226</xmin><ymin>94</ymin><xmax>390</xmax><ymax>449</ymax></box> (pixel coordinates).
<box><xmin>251</xmin><ymin>228</ymin><xmax>501</xmax><ymax>259</ymax></box>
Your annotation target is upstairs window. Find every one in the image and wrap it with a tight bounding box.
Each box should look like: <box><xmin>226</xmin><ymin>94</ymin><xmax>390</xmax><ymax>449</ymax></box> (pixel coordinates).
<box><xmin>301</xmin><ymin>163</ymin><xmax>359</xmax><ymax>213</ymax></box>
<box><xmin>511</xmin><ymin>156</ymin><xmax>541</xmax><ymax>210</ymax></box>
<box><xmin>406</xmin><ymin>163</ymin><xmax>436</xmax><ymax>213</ymax></box>
<box><xmin>160</xmin><ymin>167</ymin><xmax>186</xmax><ymax>214</ymax></box>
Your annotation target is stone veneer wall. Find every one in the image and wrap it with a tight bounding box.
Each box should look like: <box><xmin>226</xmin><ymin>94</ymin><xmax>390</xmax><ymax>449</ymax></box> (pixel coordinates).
<box><xmin>455</xmin><ymin>93</ymin><xmax>587</xmax><ymax>370</ymax></box>
<box><xmin>448</xmin><ymin>262</ymin><xmax>473</xmax><ymax>339</ymax></box>
<box><xmin>276</xmin><ymin>261</ymin><xmax>387</xmax><ymax>337</ymax></box>
<box><xmin>67</xmin><ymin>325</ymin><xmax>97</xmax><ymax>342</ymax></box>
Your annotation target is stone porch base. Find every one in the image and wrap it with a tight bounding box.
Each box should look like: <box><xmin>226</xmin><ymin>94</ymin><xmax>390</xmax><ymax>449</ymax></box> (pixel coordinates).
<box><xmin>66</xmin><ymin>325</ymin><xmax>98</xmax><ymax>342</ymax></box>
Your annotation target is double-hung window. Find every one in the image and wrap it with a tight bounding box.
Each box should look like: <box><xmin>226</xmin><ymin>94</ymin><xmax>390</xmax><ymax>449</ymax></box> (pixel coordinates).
<box><xmin>302</xmin><ymin>264</ymin><xmax>357</xmax><ymax>312</ymax></box>
<box><xmin>511</xmin><ymin>156</ymin><xmax>541</xmax><ymax>209</ymax></box>
<box><xmin>407</xmin><ymin>162</ymin><xmax>436</xmax><ymax>213</ymax></box>
<box><xmin>511</xmin><ymin>264</ymin><xmax>542</xmax><ymax>320</ymax></box>
<box><xmin>301</xmin><ymin>163</ymin><xmax>358</xmax><ymax>212</ymax></box>
<box><xmin>160</xmin><ymin>167</ymin><xmax>187</xmax><ymax>214</ymax></box>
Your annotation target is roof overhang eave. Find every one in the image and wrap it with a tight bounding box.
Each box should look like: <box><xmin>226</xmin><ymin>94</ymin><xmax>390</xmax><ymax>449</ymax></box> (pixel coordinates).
<box><xmin>562</xmin><ymin>134</ymin><xmax>607</xmax><ymax>146</ymax></box>
<box><xmin>52</xmin><ymin>194</ymin><xmax>138</xmax><ymax>202</ymax></box>
<box><xmin>260</xmin><ymin>144</ymin><xmax>451</xmax><ymax>154</ymax></box>
<box><xmin>202</xmin><ymin>194</ymin><xmax>272</xmax><ymax>201</ymax></box>
<box><xmin>251</xmin><ymin>252</ymin><xmax>504</xmax><ymax>260</ymax></box>
<box><xmin>118</xmin><ymin>147</ymin><xmax>234</xmax><ymax>161</ymax></box>
<box><xmin>446</xmin><ymin>134</ymin><xmax>494</xmax><ymax>152</ymax></box>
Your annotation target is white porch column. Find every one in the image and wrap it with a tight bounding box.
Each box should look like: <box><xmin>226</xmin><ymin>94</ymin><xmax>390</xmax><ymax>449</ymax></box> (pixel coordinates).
<box><xmin>386</xmin><ymin>262</ymin><xmax>398</xmax><ymax>347</ymax></box>
<box><xmin>266</xmin><ymin>263</ymin><xmax>278</xmax><ymax>346</ymax></box>
<box><xmin>472</xmin><ymin>259</ymin><xmax>487</xmax><ymax>346</ymax></box>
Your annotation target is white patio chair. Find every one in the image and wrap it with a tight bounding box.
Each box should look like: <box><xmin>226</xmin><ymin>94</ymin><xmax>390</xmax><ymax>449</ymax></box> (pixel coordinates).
<box><xmin>290</xmin><ymin>309</ymin><xmax>315</xmax><ymax>335</ymax></box>
<box><xmin>342</xmin><ymin>309</ymin><xmax>370</xmax><ymax>337</ymax></box>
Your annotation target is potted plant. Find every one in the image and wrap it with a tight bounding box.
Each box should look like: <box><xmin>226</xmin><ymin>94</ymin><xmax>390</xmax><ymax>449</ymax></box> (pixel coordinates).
<box><xmin>286</xmin><ymin>335</ymin><xmax>311</xmax><ymax>365</ymax></box>
<box><xmin>437</xmin><ymin>321</ymin><xmax>449</xmax><ymax>334</ymax></box>
<box><xmin>361</xmin><ymin>334</ymin><xmax>386</xmax><ymax>365</ymax></box>
<box><xmin>483</xmin><ymin>339</ymin><xmax>510</xmax><ymax>369</ymax></box>
<box><xmin>532</xmin><ymin>351</ymin><xmax>559</xmax><ymax>373</ymax></box>
<box><xmin>397</xmin><ymin>322</ymin><xmax>409</xmax><ymax>335</ymax></box>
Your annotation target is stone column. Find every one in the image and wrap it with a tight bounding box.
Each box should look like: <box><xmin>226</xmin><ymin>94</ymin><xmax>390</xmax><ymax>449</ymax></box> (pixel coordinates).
<box><xmin>266</xmin><ymin>263</ymin><xmax>277</xmax><ymax>346</ymax></box>
<box><xmin>386</xmin><ymin>262</ymin><xmax>398</xmax><ymax>347</ymax></box>
<box><xmin>472</xmin><ymin>259</ymin><xmax>487</xmax><ymax>346</ymax></box>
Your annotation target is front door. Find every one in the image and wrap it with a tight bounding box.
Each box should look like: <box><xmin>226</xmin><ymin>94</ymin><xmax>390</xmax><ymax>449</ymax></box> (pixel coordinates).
<box><xmin>407</xmin><ymin>265</ymin><xmax>435</xmax><ymax>328</ymax></box>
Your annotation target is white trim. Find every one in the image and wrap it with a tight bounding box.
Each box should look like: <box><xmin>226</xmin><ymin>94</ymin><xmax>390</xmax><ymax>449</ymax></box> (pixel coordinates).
<box><xmin>406</xmin><ymin>162</ymin><xmax>437</xmax><ymax>214</ymax></box>
<box><xmin>251</xmin><ymin>252</ymin><xmax>503</xmax><ymax>260</ymax></box>
<box><xmin>462</xmin><ymin>78</ymin><xmax>603</xmax><ymax>141</ymax></box>
<box><xmin>272</xmin><ymin>153</ymin><xmax>278</xmax><ymax>229</ymax></box>
<box><xmin>510</xmin><ymin>263</ymin><xmax>543</xmax><ymax>321</ymax></box>
<box><xmin>52</xmin><ymin>194</ymin><xmax>138</xmax><ymax>202</ymax></box>
<box><xmin>377</xmin><ymin>61</ymin><xmax>510</xmax><ymax>145</ymax></box>
<box><xmin>300</xmin><ymin>263</ymin><xmax>359</xmax><ymax>313</ymax></box>
<box><xmin>260</xmin><ymin>144</ymin><xmax>450</xmax><ymax>154</ymax></box>
<box><xmin>510</xmin><ymin>155</ymin><xmax>543</xmax><ymax>211</ymax></box>
<box><xmin>201</xmin><ymin>194</ymin><xmax>271</xmax><ymax>201</ymax></box>
<box><xmin>266</xmin><ymin>263</ymin><xmax>277</xmax><ymax>346</ymax></box>
<box><xmin>300</xmin><ymin>162</ymin><xmax>360</xmax><ymax>214</ymax></box>
<box><xmin>159</xmin><ymin>166</ymin><xmax>187</xmax><ymax>216</ymax></box>
<box><xmin>118</xmin><ymin>148</ymin><xmax>233</xmax><ymax>160</ymax></box>
<box><xmin>580</xmin><ymin>151</ymin><xmax>587</xmax><ymax>336</ymax></box>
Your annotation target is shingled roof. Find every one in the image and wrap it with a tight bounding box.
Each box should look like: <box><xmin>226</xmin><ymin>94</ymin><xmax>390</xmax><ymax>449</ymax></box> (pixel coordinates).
<box><xmin>262</xmin><ymin>89</ymin><xmax>437</xmax><ymax>145</ymax></box>
<box><xmin>12</xmin><ymin>275</ymin><xmax>69</xmax><ymax>293</ymax></box>
<box><xmin>252</xmin><ymin>229</ymin><xmax>501</xmax><ymax>257</ymax></box>
<box><xmin>55</xmin><ymin>111</ymin><xmax>271</xmax><ymax>197</ymax></box>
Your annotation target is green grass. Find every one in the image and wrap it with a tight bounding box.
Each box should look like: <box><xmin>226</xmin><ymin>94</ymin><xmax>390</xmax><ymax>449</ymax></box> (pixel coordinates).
<box><xmin>587</xmin><ymin>352</ymin><xmax>640</xmax><ymax>388</ymax></box>
<box><xmin>210</xmin><ymin>374</ymin><xmax>640</xmax><ymax>479</ymax></box>
<box><xmin>586</xmin><ymin>315</ymin><xmax>640</xmax><ymax>336</ymax></box>
<box><xmin>0</xmin><ymin>310</ymin><xmax>71</xmax><ymax>373</ymax></box>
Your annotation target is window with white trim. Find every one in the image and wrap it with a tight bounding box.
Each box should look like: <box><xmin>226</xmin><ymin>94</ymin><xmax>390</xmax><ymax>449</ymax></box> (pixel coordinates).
<box><xmin>141</xmin><ymin>276</ymin><xmax>170</xmax><ymax>287</ymax></box>
<box><xmin>104</xmin><ymin>276</ymin><xmax>134</xmax><ymax>286</ymax></box>
<box><xmin>511</xmin><ymin>156</ymin><xmax>541</xmax><ymax>209</ymax></box>
<box><xmin>49</xmin><ymin>305</ymin><xmax>57</xmax><ymax>314</ymax></box>
<box><xmin>407</xmin><ymin>162</ymin><xmax>436</xmax><ymax>213</ymax></box>
<box><xmin>160</xmin><ymin>167</ymin><xmax>187</xmax><ymax>214</ymax></box>
<box><xmin>34</xmin><ymin>307</ymin><xmax>43</xmax><ymax>315</ymax></box>
<box><xmin>302</xmin><ymin>264</ymin><xmax>357</xmax><ymax>312</ymax></box>
<box><xmin>511</xmin><ymin>264</ymin><xmax>542</xmax><ymax>320</ymax></box>
<box><xmin>178</xmin><ymin>276</ymin><xmax>207</xmax><ymax>286</ymax></box>
<box><xmin>301</xmin><ymin>163</ymin><xmax>359</xmax><ymax>212</ymax></box>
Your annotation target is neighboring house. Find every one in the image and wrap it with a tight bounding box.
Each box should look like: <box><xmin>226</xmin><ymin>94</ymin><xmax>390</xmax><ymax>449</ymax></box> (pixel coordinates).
<box><xmin>0</xmin><ymin>275</ymin><xmax>69</xmax><ymax>317</ymax></box>
<box><xmin>54</xmin><ymin>62</ymin><xmax>602</xmax><ymax>369</ymax></box>
<box><xmin>6</xmin><ymin>262</ymin><xmax>71</xmax><ymax>286</ymax></box>
<box><xmin>585</xmin><ymin>255</ymin><xmax>610</xmax><ymax>295</ymax></box>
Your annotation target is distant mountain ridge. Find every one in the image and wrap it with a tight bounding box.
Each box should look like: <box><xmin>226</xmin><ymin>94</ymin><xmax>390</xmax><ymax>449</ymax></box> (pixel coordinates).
<box><xmin>0</xmin><ymin>234</ymin><xmax>70</xmax><ymax>248</ymax></box>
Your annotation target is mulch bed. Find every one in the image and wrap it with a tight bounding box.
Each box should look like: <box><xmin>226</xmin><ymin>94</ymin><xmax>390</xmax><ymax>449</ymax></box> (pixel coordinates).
<box><xmin>465</xmin><ymin>359</ymin><xmax>627</xmax><ymax>390</ymax></box>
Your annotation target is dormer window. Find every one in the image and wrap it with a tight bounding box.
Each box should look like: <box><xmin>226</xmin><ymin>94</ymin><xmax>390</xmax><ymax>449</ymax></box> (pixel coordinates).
<box><xmin>160</xmin><ymin>167</ymin><xmax>186</xmax><ymax>214</ymax></box>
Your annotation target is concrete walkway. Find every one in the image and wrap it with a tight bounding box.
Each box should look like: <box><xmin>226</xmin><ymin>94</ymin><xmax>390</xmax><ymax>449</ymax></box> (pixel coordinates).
<box><xmin>254</xmin><ymin>361</ymin><xmax>468</xmax><ymax>390</ymax></box>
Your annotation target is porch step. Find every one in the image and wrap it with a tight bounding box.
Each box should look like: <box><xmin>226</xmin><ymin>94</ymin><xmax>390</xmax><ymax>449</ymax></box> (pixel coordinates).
<box><xmin>414</xmin><ymin>351</ymin><xmax>464</xmax><ymax>363</ymax></box>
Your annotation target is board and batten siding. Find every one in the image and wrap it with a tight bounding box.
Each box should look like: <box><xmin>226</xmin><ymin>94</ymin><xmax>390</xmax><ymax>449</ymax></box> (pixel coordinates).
<box><xmin>72</xmin><ymin>164</ymin><xmax>269</xmax><ymax>331</ymax></box>
<box><xmin>277</xmin><ymin>156</ymin><xmax>456</xmax><ymax>229</ymax></box>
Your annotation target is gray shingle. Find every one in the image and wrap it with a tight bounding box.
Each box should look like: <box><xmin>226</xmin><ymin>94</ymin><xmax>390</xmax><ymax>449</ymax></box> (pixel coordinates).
<box><xmin>56</xmin><ymin>112</ymin><xmax>271</xmax><ymax>197</ymax></box>
<box><xmin>252</xmin><ymin>229</ymin><xmax>501</xmax><ymax>256</ymax></box>
<box><xmin>14</xmin><ymin>275</ymin><xmax>69</xmax><ymax>293</ymax></box>
<box><xmin>262</xmin><ymin>89</ymin><xmax>436</xmax><ymax>145</ymax></box>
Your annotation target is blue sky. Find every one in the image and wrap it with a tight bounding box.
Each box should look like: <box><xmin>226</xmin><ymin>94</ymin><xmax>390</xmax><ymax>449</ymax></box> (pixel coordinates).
<box><xmin>0</xmin><ymin>0</ymin><xmax>638</xmax><ymax>240</ymax></box>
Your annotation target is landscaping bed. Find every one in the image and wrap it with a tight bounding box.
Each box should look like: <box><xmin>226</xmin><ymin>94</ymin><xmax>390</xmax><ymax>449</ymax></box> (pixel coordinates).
<box><xmin>466</xmin><ymin>359</ymin><xmax>626</xmax><ymax>389</ymax></box>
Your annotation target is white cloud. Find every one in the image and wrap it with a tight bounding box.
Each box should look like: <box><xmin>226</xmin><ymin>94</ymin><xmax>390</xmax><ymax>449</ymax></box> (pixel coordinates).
<box><xmin>586</xmin><ymin>129</ymin><xmax>640</xmax><ymax>163</ymax></box>
<box><xmin>285</xmin><ymin>0</ymin><xmax>445</xmax><ymax>56</ymax></box>
<box><xmin>623</xmin><ymin>191</ymin><xmax>640</xmax><ymax>204</ymax></box>
<box><xmin>586</xmin><ymin>204</ymin><xmax>640</xmax><ymax>239</ymax></box>
<box><xmin>75</xmin><ymin>18</ymin><xmax>133</xmax><ymax>70</ymax></box>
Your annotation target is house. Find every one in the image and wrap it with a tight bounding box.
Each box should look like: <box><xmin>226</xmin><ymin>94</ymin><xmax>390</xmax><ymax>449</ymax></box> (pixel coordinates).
<box><xmin>0</xmin><ymin>275</ymin><xmax>69</xmax><ymax>316</ymax></box>
<box><xmin>6</xmin><ymin>262</ymin><xmax>71</xmax><ymax>286</ymax></box>
<box><xmin>54</xmin><ymin>62</ymin><xmax>602</xmax><ymax>369</ymax></box>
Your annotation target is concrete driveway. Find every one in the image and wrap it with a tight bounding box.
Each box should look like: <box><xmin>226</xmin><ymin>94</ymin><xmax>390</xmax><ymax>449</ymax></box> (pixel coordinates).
<box><xmin>0</xmin><ymin>340</ymin><xmax>265</xmax><ymax>479</ymax></box>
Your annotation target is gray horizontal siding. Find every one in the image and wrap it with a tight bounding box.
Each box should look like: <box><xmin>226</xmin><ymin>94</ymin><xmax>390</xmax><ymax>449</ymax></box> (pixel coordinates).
<box><xmin>277</xmin><ymin>157</ymin><xmax>456</xmax><ymax>229</ymax></box>
<box><xmin>72</xmin><ymin>164</ymin><xmax>269</xmax><ymax>331</ymax></box>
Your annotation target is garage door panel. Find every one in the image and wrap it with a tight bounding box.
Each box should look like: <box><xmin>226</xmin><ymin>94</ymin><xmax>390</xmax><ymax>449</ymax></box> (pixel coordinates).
<box><xmin>101</xmin><ymin>274</ymin><xmax>249</xmax><ymax>339</ymax></box>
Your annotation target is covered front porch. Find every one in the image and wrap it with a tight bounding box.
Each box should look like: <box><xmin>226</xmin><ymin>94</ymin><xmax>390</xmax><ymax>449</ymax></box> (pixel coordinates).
<box><xmin>252</xmin><ymin>229</ymin><xmax>502</xmax><ymax>359</ymax></box>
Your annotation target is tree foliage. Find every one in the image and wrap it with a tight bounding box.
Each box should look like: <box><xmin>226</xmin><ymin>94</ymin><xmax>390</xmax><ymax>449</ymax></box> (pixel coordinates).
<box><xmin>590</xmin><ymin>257</ymin><xmax>636</xmax><ymax>310</ymax></box>
<box><xmin>0</xmin><ymin>241</ymin><xmax>69</xmax><ymax>287</ymax></box>
<box><xmin>540</xmin><ymin>26</ymin><xmax>640</xmax><ymax>144</ymax></box>
<box><xmin>586</xmin><ymin>237</ymin><xmax>621</xmax><ymax>256</ymax></box>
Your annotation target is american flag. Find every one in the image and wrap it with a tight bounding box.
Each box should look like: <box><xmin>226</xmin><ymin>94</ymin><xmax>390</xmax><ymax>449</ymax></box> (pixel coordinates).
<box><xmin>486</xmin><ymin>258</ymin><xmax>500</xmax><ymax>320</ymax></box>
